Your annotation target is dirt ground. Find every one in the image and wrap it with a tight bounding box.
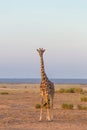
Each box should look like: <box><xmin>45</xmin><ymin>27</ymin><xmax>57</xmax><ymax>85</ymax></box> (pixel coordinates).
<box><xmin>0</xmin><ymin>84</ymin><xmax>87</xmax><ymax>130</ymax></box>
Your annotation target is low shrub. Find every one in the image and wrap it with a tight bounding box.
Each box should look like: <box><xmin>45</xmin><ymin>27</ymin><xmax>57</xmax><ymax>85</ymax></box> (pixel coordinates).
<box><xmin>81</xmin><ymin>97</ymin><xmax>87</xmax><ymax>102</ymax></box>
<box><xmin>35</xmin><ymin>103</ymin><xmax>41</xmax><ymax>109</ymax></box>
<box><xmin>0</xmin><ymin>91</ymin><xmax>9</xmax><ymax>95</ymax></box>
<box><xmin>74</xmin><ymin>88</ymin><xmax>83</xmax><ymax>93</ymax></box>
<box><xmin>62</xmin><ymin>103</ymin><xmax>74</xmax><ymax>110</ymax></box>
<box><xmin>65</xmin><ymin>88</ymin><xmax>75</xmax><ymax>93</ymax></box>
<box><xmin>56</xmin><ymin>88</ymin><xmax>83</xmax><ymax>93</ymax></box>
<box><xmin>77</xmin><ymin>105</ymin><xmax>87</xmax><ymax>110</ymax></box>
<box><xmin>58</xmin><ymin>88</ymin><xmax>65</xmax><ymax>93</ymax></box>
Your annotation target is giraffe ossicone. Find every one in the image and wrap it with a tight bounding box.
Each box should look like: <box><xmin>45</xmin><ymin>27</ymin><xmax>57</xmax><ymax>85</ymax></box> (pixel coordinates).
<box><xmin>37</xmin><ymin>48</ymin><xmax>55</xmax><ymax>121</ymax></box>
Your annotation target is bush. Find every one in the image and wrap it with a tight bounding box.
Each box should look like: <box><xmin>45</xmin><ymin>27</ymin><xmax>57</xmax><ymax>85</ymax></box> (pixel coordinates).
<box><xmin>35</xmin><ymin>104</ymin><xmax>41</xmax><ymax>109</ymax></box>
<box><xmin>81</xmin><ymin>97</ymin><xmax>87</xmax><ymax>102</ymax></box>
<box><xmin>0</xmin><ymin>91</ymin><xmax>9</xmax><ymax>95</ymax></box>
<box><xmin>74</xmin><ymin>88</ymin><xmax>83</xmax><ymax>93</ymax></box>
<box><xmin>77</xmin><ymin>105</ymin><xmax>87</xmax><ymax>110</ymax></box>
<box><xmin>62</xmin><ymin>103</ymin><xmax>74</xmax><ymax>110</ymax></box>
<box><xmin>66</xmin><ymin>88</ymin><xmax>75</xmax><ymax>93</ymax></box>
<box><xmin>58</xmin><ymin>88</ymin><xmax>65</xmax><ymax>93</ymax></box>
<box><xmin>56</xmin><ymin>88</ymin><xmax>83</xmax><ymax>93</ymax></box>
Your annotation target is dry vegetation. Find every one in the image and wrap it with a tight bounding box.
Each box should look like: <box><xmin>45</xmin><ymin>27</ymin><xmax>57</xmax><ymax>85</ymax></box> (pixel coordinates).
<box><xmin>0</xmin><ymin>83</ymin><xmax>87</xmax><ymax>130</ymax></box>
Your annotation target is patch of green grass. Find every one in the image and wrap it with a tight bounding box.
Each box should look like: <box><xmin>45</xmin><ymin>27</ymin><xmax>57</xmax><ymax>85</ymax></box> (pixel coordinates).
<box><xmin>77</xmin><ymin>105</ymin><xmax>87</xmax><ymax>110</ymax></box>
<box><xmin>81</xmin><ymin>97</ymin><xmax>87</xmax><ymax>102</ymax></box>
<box><xmin>0</xmin><ymin>91</ymin><xmax>9</xmax><ymax>95</ymax></box>
<box><xmin>62</xmin><ymin>103</ymin><xmax>74</xmax><ymax>110</ymax></box>
<box><xmin>56</xmin><ymin>88</ymin><xmax>83</xmax><ymax>93</ymax></box>
<box><xmin>35</xmin><ymin>103</ymin><xmax>41</xmax><ymax>109</ymax></box>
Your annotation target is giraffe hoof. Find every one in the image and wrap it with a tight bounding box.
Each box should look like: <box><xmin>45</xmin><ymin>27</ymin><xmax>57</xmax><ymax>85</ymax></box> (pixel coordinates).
<box><xmin>39</xmin><ymin>119</ymin><xmax>42</xmax><ymax>122</ymax></box>
<box><xmin>39</xmin><ymin>120</ymin><xmax>42</xmax><ymax>122</ymax></box>
<box><xmin>46</xmin><ymin>118</ymin><xmax>51</xmax><ymax>121</ymax></box>
<box><xmin>47</xmin><ymin>120</ymin><xmax>51</xmax><ymax>122</ymax></box>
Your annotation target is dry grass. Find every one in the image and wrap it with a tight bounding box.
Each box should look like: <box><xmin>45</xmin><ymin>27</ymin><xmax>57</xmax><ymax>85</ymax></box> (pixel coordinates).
<box><xmin>55</xmin><ymin>87</ymin><xmax>83</xmax><ymax>93</ymax></box>
<box><xmin>0</xmin><ymin>83</ymin><xmax>87</xmax><ymax>130</ymax></box>
<box><xmin>62</xmin><ymin>103</ymin><xmax>74</xmax><ymax>109</ymax></box>
<box><xmin>81</xmin><ymin>96</ymin><xmax>87</xmax><ymax>102</ymax></box>
<box><xmin>77</xmin><ymin>105</ymin><xmax>87</xmax><ymax>110</ymax></box>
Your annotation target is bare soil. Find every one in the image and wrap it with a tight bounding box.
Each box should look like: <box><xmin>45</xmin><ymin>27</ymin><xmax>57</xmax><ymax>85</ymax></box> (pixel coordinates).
<box><xmin>0</xmin><ymin>84</ymin><xmax>87</xmax><ymax>130</ymax></box>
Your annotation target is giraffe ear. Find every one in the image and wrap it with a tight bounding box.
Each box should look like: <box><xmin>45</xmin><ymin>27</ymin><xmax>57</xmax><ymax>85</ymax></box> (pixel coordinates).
<box><xmin>43</xmin><ymin>49</ymin><xmax>46</xmax><ymax>52</ymax></box>
<box><xmin>37</xmin><ymin>49</ymin><xmax>39</xmax><ymax>52</ymax></box>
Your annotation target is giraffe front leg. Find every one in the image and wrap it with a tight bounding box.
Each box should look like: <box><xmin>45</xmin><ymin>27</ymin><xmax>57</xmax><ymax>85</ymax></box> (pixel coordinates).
<box><xmin>39</xmin><ymin>108</ymin><xmax>42</xmax><ymax>121</ymax></box>
<box><xmin>39</xmin><ymin>97</ymin><xmax>43</xmax><ymax>121</ymax></box>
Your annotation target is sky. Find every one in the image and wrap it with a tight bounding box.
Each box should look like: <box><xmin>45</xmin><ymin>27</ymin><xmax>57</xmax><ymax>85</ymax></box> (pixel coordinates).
<box><xmin>0</xmin><ymin>0</ymin><xmax>87</xmax><ymax>79</ymax></box>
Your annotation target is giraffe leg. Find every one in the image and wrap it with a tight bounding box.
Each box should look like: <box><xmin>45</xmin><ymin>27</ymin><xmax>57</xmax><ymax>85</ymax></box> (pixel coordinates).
<box><xmin>50</xmin><ymin>97</ymin><xmax>53</xmax><ymax>121</ymax></box>
<box><xmin>39</xmin><ymin>97</ymin><xmax>43</xmax><ymax>121</ymax></box>
<box><xmin>46</xmin><ymin>97</ymin><xmax>51</xmax><ymax>121</ymax></box>
<box><xmin>46</xmin><ymin>108</ymin><xmax>51</xmax><ymax>121</ymax></box>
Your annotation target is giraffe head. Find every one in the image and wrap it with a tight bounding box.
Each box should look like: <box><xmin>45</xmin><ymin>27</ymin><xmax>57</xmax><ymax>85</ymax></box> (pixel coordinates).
<box><xmin>37</xmin><ymin>48</ymin><xmax>46</xmax><ymax>57</ymax></box>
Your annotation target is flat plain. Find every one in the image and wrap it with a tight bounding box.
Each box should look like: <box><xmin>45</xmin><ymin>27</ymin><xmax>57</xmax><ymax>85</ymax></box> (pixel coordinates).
<box><xmin>0</xmin><ymin>83</ymin><xmax>87</xmax><ymax>130</ymax></box>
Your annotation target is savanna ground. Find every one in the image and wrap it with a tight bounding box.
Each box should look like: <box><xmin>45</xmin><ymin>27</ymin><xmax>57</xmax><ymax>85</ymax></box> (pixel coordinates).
<box><xmin>0</xmin><ymin>83</ymin><xmax>87</xmax><ymax>130</ymax></box>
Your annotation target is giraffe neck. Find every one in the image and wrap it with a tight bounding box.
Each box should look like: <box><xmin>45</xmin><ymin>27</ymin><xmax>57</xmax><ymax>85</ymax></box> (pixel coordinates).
<box><xmin>40</xmin><ymin>56</ymin><xmax>48</xmax><ymax>81</ymax></box>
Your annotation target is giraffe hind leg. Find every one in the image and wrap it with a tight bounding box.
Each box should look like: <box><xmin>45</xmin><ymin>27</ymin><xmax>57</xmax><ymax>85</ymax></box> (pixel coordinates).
<box><xmin>50</xmin><ymin>97</ymin><xmax>53</xmax><ymax>121</ymax></box>
<box><xmin>46</xmin><ymin>98</ymin><xmax>51</xmax><ymax>121</ymax></box>
<box><xmin>39</xmin><ymin>97</ymin><xmax>43</xmax><ymax>121</ymax></box>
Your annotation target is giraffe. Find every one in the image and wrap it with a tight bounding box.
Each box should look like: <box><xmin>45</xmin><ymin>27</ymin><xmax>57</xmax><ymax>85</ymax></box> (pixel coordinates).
<box><xmin>37</xmin><ymin>48</ymin><xmax>55</xmax><ymax>121</ymax></box>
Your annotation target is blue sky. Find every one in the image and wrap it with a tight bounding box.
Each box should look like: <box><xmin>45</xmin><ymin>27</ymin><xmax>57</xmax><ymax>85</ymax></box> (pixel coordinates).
<box><xmin>0</xmin><ymin>0</ymin><xmax>87</xmax><ymax>78</ymax></box>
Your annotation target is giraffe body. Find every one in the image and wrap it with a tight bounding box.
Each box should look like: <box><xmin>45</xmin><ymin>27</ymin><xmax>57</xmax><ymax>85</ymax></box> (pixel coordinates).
<box><xmin>37</xmin><ymin>48</ymin><xmax>55</xmax><ymax>121</ymax></box>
